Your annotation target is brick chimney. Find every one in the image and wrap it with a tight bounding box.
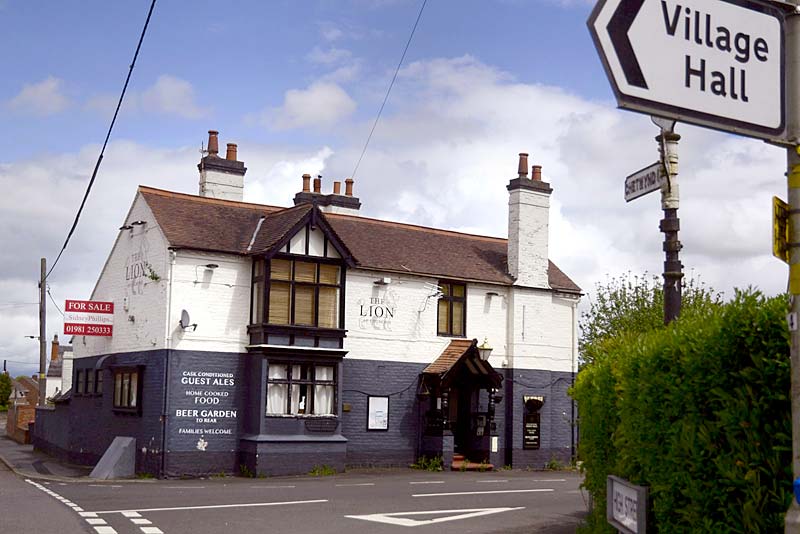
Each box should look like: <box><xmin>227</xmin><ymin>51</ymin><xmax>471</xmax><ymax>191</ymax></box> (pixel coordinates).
<box><xmin>507</xmin><ymin>153</ymin><xmax>552</xmax><ymax>288</ymax></box>
<box><xmin>50</xmin><ymin>334</ymin><xmax>60</xmax><ymax>363</ymax></box>
<box><xmin>198</xmin><ymin>130</ymin><xmax>247</xmax><ymax>201</ymax></box>
<box><xmin>293</xmin><ymin>174</ymin><xmax>361</xmax><ymax>215</ymax></box>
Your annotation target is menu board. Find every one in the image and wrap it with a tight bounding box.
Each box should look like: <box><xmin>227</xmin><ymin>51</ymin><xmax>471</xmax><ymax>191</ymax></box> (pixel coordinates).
<box><xmin>523</xmin><ymin>411</ymin><xmax>540</xmax><ymax>450</ymax></box>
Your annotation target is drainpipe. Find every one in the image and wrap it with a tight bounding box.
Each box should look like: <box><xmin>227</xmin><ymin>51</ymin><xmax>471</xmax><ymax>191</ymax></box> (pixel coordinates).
<box><xmin>160</xmin><ymin>249</ymin><xmax>177</xmax><ymax>477</ymax></box>
<box><xmin>570</xmin><ymin>298</ymin><xmax>577</xmax><ymax>464</ymax></box>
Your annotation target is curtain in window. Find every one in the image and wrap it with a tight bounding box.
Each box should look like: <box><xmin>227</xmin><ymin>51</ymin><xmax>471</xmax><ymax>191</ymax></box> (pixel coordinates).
<box><xmin>268</xmin><ymin>282</ymin><xmax>291</xmax><ymax>324</ymax></box>
<box><xmin>294</xmin><ymin>286</ymin><xmax>315</xmax><ymax>325</ymax></box>
<box><xmin>266</xmin><ymin>365</ymin><xmax>288</xmax><ymax>414</ymax></box>
<box><xmin>318</xmin><ymin>287</ymin><xmax>339</xmax><ymax>328</ymax></box>
<box><xmin>129</xmin><ymin>372</ymin><xmax>138</xmax><ymax>408</ymax></box>
<box><xmin>438</xmin><ymin>299</ymin><xmax>449</xmax><ymax>333</ymax></box>
<box><xmin>314</xmin><ymin>366</ymin><xmax>334</xmax><ymax>415</ymax></box>
<box><xmin>114</xmin><ymin>373</ymin><xmax>122</xmax><ymax>406</ymax></box>
<box><xmin>452</xmin><ymin>301</ymin><xmax>465</xmax><ymax>336</ymax></box>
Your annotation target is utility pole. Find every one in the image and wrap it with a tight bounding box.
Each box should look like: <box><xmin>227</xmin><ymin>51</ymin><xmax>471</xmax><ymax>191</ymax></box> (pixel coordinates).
<box><xmin>38</xmin><ymin>258</ymin><xmax>46</xmax><ymax>407</ymax></box>
<box><xmin>656</xmin><ymin>124</ymin><xmax>682</xmax><ymax>325</ymax></box>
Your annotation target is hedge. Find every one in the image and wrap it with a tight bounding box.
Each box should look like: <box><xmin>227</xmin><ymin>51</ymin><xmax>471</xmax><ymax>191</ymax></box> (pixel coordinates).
<box><xmin>572</xmin><ymin>291</ymin><xmax>792</xmax><ymax>533</ymax></box>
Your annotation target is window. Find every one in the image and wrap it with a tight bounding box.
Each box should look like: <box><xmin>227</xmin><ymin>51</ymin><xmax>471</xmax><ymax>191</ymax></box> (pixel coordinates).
<box><xmin>86</xmin><ymin>369</ymin><xmax>95</xmax><ymax>395</ymax></box>
<box><xmin>263</xmin><ymin>259</ymin><xmax>341</xmax><ymax>329</ymax></box>
<box><xmin>437</xmin><ymin>281</ymin><xmax>466</xmax><ymax>336</ymax></box>
<box><xmin>113</xmin><ymin>369</ymin><xmax>140</xmax><ymax>411</ymax></box>
<box><xmin>266</xmin><ymin>363</ymin><xmax>336</xmax><ymax>416</ymax></box>
<box><xmin>96</xmin><ymin>370</ymin><xmax>103</xmax><ymax>395</ymax></box>
<box><xmin>76</xmin><ymin>369</ymin><xmax>86</xmax><ymax>395</ymax></box>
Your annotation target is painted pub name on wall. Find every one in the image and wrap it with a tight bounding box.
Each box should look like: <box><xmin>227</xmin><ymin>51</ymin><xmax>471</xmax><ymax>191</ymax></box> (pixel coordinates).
<box><xmin>358</xmin><ymin>296</ymin><xmax>397</xmax><ymax>330</ymax></box>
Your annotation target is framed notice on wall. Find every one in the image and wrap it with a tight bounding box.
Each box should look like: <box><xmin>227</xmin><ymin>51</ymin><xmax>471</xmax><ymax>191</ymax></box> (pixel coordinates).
<box><xmin>367</xmin><ymin>396</ymin><xmax>389</xmax><ymax>431</ymax></box>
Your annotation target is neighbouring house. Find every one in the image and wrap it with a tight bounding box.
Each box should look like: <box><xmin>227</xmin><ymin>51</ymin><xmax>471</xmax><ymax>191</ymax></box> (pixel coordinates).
<box><xmin>7</xmin><ymin>375</ymin><xmax>39</xmax><ymax>444</ymax></box>
<box><xmin>45</xmin><ymin>334</ymin><xmax>71</xmax><ymax>401</ymax></box>
<box><xmin>33</xmin><ymin>131</ymin><xmax>581</xmax><ymax>477</ymax></box>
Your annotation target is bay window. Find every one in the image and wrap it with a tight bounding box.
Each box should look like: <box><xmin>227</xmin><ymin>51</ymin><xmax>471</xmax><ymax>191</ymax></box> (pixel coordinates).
<box><xmin>264</xmin><ymin>259</ymin><xmax>341</xmax><ymax>329</ymax></box>
<box><xmin>266</xmin><ymin>363</ymin><xmax>336</xmax><ymax>416</ymax></box>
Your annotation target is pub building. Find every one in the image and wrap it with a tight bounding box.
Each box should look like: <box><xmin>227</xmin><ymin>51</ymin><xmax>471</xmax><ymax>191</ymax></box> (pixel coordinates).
<box><xmin>33</xmin><ymin>131</ymin><xmax>581</xmax><ymax>477</ymax></box>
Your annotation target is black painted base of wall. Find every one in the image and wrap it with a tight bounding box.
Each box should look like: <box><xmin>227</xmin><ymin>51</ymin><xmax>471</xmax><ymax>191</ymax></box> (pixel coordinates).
<box><xmin>240</xmin><ymin>436</ymin><xmax>347</xmax><ymax>476</ymax></box>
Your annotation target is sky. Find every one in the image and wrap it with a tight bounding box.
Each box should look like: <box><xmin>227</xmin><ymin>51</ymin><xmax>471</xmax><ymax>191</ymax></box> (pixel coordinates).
<box><xmin>0</xmin><ymin>0</ymin><xmax>789</xmax><ymax>376</ymax></box>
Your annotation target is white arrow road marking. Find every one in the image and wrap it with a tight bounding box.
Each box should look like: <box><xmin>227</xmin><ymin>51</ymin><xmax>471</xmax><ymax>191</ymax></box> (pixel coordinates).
<box><xmin>345</xmin><ymin>507</ymin><xmax>525</xmax><ymax>527</ymax></box>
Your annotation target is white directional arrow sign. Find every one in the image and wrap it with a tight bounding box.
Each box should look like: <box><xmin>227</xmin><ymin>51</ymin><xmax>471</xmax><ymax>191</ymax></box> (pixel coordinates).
<box><xmin>345</xmin><ymin>507</ymin><xmax>525</xmax><ymax>527</ymax></box>
<box><xmin>588</xmin><ymin>0</ymin><xmax>785</xmax><ymax>141</ymax></box>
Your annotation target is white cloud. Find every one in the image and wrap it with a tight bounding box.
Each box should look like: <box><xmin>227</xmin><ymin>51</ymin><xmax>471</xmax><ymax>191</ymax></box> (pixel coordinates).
<box><xmin>85</xmin><ymin>75</ymin><xmax>208</xmax><ymax>119</ymax></box>
<box><xmin>267</xmin><ymin>82</ymin><xmax>357</xmax><ymax>130</ymax></box>
<box><xmin>7</xmin><ymin>77</ymin><xmax>70</xmax><ymax>116</ymax></box>
<box><xmin>307</xmin><ymin>46</ymin><xmax>353</xmax><ymax>65</ymax></box>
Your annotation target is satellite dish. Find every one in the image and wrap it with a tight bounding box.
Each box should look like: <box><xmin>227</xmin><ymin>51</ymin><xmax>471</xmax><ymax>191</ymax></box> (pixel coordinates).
<box><xmin>179</xmin><ymin>310</ymin><xmax>197</xmax><ymax>331</ymax></box>
<box><xmin>651</xmin><ymin>115</ymin><xmax>677</xmax><ymax>133</ymax></box>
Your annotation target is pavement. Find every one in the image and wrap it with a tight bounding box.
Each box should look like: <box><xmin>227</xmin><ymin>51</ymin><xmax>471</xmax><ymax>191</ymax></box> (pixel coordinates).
<box><xmin>0</xmin><ymin>415</ymin><xmax>93</xmax><ymax>482</ymax></box>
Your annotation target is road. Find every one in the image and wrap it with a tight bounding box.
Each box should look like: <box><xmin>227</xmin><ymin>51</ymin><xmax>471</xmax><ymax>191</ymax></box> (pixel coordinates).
<box><xmin>5</xmin><ymin>469</ymin><xmax>587</xmax><ymax>533</ymax></box>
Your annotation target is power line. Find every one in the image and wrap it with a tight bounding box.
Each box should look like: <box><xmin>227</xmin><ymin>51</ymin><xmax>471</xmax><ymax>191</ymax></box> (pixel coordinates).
<box><xmin>46</xmin><ymin>286</ymin><xmax>64</xmax><ymax>317</ymax></box>
<box><xmin>46</xmin><ymin>0</ymin><xmax>157</xmax><ymax>280</ymax></box>
<box><xmin>350</xmin><ymin>0</ymin><xmax>427</xmax><ymax>180</ymax></box>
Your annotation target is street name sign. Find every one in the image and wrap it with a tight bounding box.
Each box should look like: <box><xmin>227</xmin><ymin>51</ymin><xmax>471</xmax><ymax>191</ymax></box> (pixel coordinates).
<box><xmin>625</xmin><ymin>161</ymin><xmax>665</xmax><ymax>202</ymax></box>
<box><xmin>64</xmin><ymin>299</ymin><xmax>114</xmax><ymax>337</ymax></box>
<box><xmin>588</xmin><ymin>0</ymin><xmax>785</xmax><ymax>141</ymax></box>
<box><xmin>607</xmin><ymin>476</ymin><xmax>648</xmax><ymax>534</ymax></box>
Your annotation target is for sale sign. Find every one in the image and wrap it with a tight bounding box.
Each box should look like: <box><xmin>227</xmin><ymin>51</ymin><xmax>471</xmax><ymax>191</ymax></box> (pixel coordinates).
<box><xmin>64</xmin><ymin>300</ymin><xmax>114</xmax><ymax>337</ymax></box>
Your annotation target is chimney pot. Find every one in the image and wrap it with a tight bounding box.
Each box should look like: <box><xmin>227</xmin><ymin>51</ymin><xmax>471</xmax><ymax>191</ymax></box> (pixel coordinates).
<box><xmin>345</xmin><ymin>178</ymin><xmax>354</xmax><ymax>197</ymax></box>
<box><xmin>302</xmin><ymin>174</ymin><xmax>311</xmax><ymax>192</ymax></box>
<box><xmin>518</xmin><ymin>153</ymin><xmax>529</xmax><ymax>178</ymax></box>
<box><xmin>532</xmin><ymin>165</ymin><xmax>542</xmax><ymax>181</ymax></box>
<box><xmin>207</xmin><ymin>130</ymin><xmax>219</xmax><ymax>157</ymax></box>
<box><xmin>226</xmin><ymin>143</ymin><xmax>238</xmax><ymax>161</ymax></box>
<box><xmin>313</xmin><ymin>175</ymin><xmax>322</xmax><ymax>194</ymax></box>
<box><xmin>333</xmin><ymin>181</ymin><xmax>342</xmax><ymax>195</ymax></box>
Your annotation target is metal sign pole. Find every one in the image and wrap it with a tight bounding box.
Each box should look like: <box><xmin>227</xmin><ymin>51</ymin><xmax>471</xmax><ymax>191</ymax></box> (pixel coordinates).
<box><xmin>658</xmin><ymin>130</ymin><xmax>682</xmax><ymax>324</ymax></box>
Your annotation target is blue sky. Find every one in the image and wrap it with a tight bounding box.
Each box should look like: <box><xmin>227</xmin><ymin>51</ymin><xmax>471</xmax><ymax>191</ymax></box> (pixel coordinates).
<box><xmin>0</xmin><ymin>0</ymin><xmax>789</xmax><ymax>375</ymax></box>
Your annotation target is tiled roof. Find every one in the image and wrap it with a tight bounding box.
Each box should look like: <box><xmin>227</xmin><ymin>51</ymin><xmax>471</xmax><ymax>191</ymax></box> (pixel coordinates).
<box><xmin>423</xmin><ymin>339</ymin><xmax>475</xmax><ymax>375</ymax></box>
<box><xmin>137</xmin><ymin>187</ymin><xmax>580</xmax><ymax>292</ymax></box>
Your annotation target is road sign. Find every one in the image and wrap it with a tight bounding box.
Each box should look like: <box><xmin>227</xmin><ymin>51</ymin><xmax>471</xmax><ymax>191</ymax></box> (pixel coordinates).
<box><xmin>588</xmin><ymin>0</ymin><xmax>785</xmax><ymax>141</ymax></box>
<box><xmin>774</xmin><ymin>196</ymin><xmax>790</xmax><ymax>264</ymax></box>
<box><xmin>625</xmin><ymin>161</ymin><xmax>665</xmax><ymax>202</ymax></box>
<box><xmin>64</xmin><ymin>299</ymin><xmax>114</xmax><ymax>336</ymax></box>
<box><xmin>607</xmin><ymin>476</ymin><xmax>648</xmax><ymax>534</ymax></box>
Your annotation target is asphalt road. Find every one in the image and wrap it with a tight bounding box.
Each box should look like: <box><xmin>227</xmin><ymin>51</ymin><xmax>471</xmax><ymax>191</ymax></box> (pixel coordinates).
<box><xmin>7</xmin><ymin>469</ymin><xmax>588</xmax><ymax>534</ymax></box>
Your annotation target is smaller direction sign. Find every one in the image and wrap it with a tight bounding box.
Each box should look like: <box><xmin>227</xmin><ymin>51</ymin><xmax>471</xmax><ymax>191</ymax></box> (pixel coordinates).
<box><xmin>773</xmin><ymin>196</ymin><xmax>790</xmax><ymax>264</ymax></box>
<box><xmin>64</xmin><ymin>299</ymin><xmax>114</xmax><ymax>337</ymax></box>
<box><xmin>625</xmin><ymin>162</ymin><xmax>665</xmax><ymax>202</ymax></box>
<box><xmin>607</xmin><ymin>476</ymin><xmax>648</xmax><ymax>534</ymax></box>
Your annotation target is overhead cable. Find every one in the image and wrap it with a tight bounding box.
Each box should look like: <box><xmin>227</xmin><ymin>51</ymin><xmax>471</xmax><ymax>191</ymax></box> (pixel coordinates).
<box><xmin>46</xmin><ymin>0</ymin><xmax>157</xmax><ymax>279</ymax></box>
<box><xmin>350</xmin><ymin>0</ymin><xmax>427</xmax><ymax>180</ymax></box>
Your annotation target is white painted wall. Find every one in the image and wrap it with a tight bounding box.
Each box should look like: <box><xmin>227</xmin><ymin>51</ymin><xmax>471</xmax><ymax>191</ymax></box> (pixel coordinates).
<box><xmin>167</xmin><ymin>250</ymin><xmax>251</xmax><ymax>353</ymax></box>
<box><xmin>73</xmin><ymin>193</ymin><xmax>169</xmax><ymax>359</ymax></box>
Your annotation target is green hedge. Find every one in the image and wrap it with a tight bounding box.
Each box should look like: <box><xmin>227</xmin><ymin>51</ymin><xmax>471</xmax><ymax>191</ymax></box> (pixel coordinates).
<box><xmin>573</xmin><ymin>291</ymin><xmax>792</xmax><ymax>533</ymax></box>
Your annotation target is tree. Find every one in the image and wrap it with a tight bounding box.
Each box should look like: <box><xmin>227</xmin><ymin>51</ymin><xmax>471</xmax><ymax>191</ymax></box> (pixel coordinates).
<box><xmin>579</xmin><ymin>272</ymin><xmax>721</xmax><ymax>365</ymax></box>
<box><xmin>0</xmin><ymin>372</ymin><xmax>12</xmax><ymax>407</ymax></box>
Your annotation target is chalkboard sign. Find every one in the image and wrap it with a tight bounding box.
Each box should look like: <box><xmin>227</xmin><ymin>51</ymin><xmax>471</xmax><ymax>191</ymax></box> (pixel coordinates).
<box><xmin>523</xmin><ymin>412</ymin><xmax>540</xmax><ymax>450</ymax></box>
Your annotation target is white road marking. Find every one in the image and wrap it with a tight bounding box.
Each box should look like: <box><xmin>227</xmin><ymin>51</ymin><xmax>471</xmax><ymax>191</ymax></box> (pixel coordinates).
<box><xmin>413</xmin><ymin>489</ymin><xmax>554</xmax><ymax>497</ymax></box>
<box><xmin>122</xmin><ymin>512</ymin><xmax>141</xmax><ymax>518</ymax></box>
<box><xmin>165</xmin><ymin>486</ymin><xmax>207</xmax><ymax>489</ymax></box>
<box><xmin>409</xmin><ymin>481</ymin><xmax>445</xmax><ymax>485</ymax></box>
<box><xmin>85</xmin><ymin>518</ymin><xmax>107</xmax><ymax>525</ymax></box>
<box><xmin>346</xmin><ymin>507</ymin><xmax>525</xmax><ymax>527</ymax></box>
<box><xmin>249</xmin><ymin>485</ymin><xmax>296</xmax><ymax>489</ymax></box>
<box><xmin>89</xmin><ymin>484</ymin><xmax>122</xmax><ymax>488</ymax></box>
<box><xmin>335</xmin><ymin>483</ymin><xmax>375</xmax><ymax>487</ymax></box>
<box><xmin>477</xmin><ymin>479</ymin><xmax>508</xmax><ymax>483</ymax></box>
<box><xmin>530</xmin><ymin>479</ymin><xmax>567</xmax><ymax>482</ymax></box>
<box><xmin>93</xmin><ymin>499</ymin><xmax>329</xmax><ymax>514</ymax></box>
<box><xmin>80</xmin><ymin>512</ymin><xmax>99</xmax><ymax>518</ymax></box>
<box><xmin>140</xmin><ymin>527</ymin><xmax>163</xmax><ymax>534</ymax></box>
<box><xmin>93</xmin><ymin>527</ymin><xmax>117</xmax><ymax>534</ymax></box>
<box><xmin>131</xmin><ymin>518</ymin><xmax>152</xmax><ymax>525</ymax></box>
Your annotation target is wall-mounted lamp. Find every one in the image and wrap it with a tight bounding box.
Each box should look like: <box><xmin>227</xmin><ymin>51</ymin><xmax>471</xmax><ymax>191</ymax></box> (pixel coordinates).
<box><xmin>119</xmin><ymin>225</ymin><xmax>133</xmax><ymax>231</ymax></box>
<box><xmin>130</xmin><ymin>220</ymin><xmax>147</xmax><ymax>226</ymax></box>
<box><xmin>204</xmin><ymin>264</ymin><xmax>219</xmax><ymax>270</ymax></box>
<box><xmin>477</xmin><ymin>337</ymin><xmax>493</xmax><ymax>361</ymax></box>
<box><xmin>486</xmin><ymin>291</ymin><xmax>500</xmax><ymax>297</ymax></box>
<box><xmin>374</xmin><ymin>277</ymin><xmax>391</xmax><ymax>285</ymax></box>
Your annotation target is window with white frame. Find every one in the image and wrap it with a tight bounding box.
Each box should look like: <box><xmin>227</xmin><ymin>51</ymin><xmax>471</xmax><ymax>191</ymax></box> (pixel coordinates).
<box><xmin>113</xmin><ymin>368</ymin><xmax>140</xmax><ymax>411</ymax></box>
<box><xmin>266</xmin><ymin>363</ymin><xmax>335</xmax><ymax>416</ymax></box>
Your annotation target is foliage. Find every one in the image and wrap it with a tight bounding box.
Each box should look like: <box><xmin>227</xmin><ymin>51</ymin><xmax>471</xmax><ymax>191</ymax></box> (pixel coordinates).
<box><xmin>579</xmin><ymin>272</ymin><xmax>721</xmax><ymax>365</ymax></box>
<box><xmin>572</xmin><ymin>289</ymin><xmax>792</xmax><ymax>532</ymax></box>
<box><xmin>544</xmin><ymin>456</ymin><xmax>566</xmax><ymax>471</ymax></box>
<box><xmin>410</xmin><ymin>455</ymin><xmax>444</xmax><ymax>472</ymax></box>
<box><xmin>0</xmin><ymin>373</ymin><xmax>11</xmax><ymax>407</ymax></box>
<box><xmin>309</xmin><ymin>464</ymin><xmax>337</xmax><ymax>476</ymax></box>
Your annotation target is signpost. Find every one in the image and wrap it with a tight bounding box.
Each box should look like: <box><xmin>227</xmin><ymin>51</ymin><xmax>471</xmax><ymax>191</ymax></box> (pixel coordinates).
<box><xmin>588</xmin><ymin>0</ymin><xmax>785</xmax><ymax>141</ymax></box>
<box><xmin>588</xmin><ymin>0</ymin><xmax>800</xmax><ymax>528</ymax></box>
<box><xmin>64</xmin><ymin>299</ymin><xmax>114</xmax><ymax>337</ymax></box>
